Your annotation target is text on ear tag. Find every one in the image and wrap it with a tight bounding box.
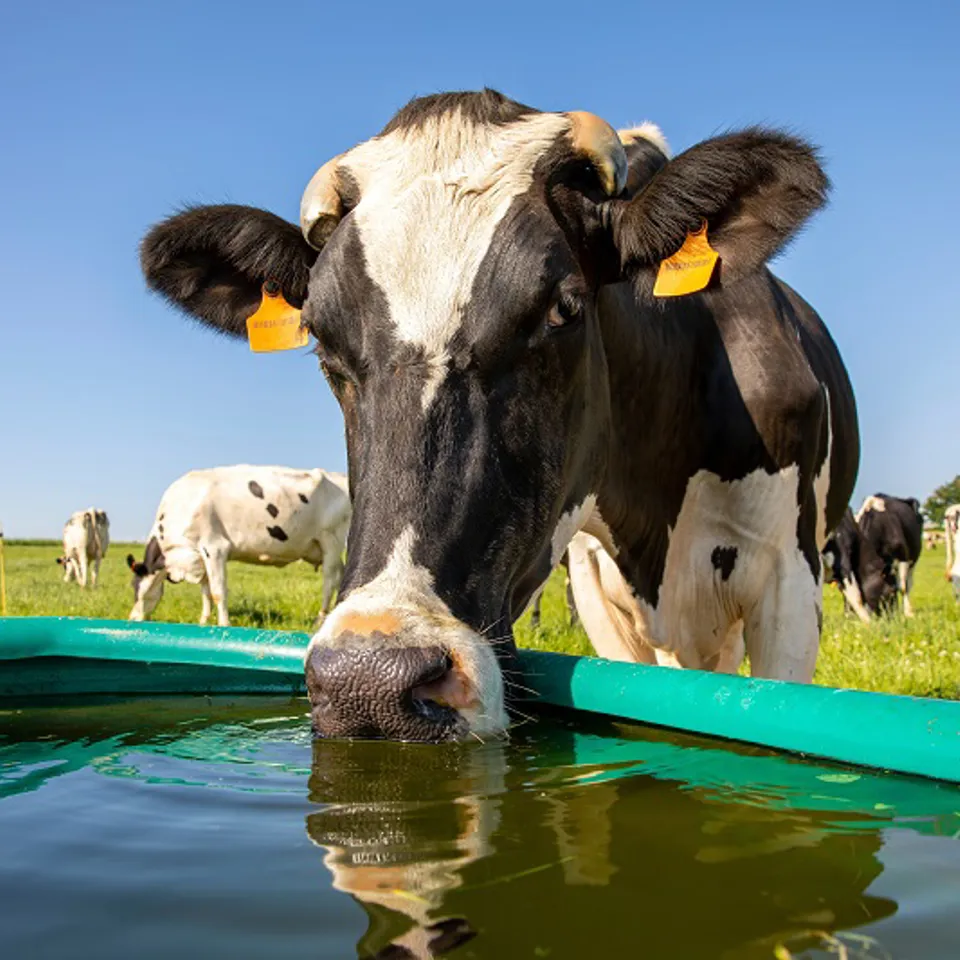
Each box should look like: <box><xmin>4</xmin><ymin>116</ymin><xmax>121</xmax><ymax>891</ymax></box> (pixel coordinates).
<box><xmin>246</xmin><ymin>284</ymin><xmax>309</xmax><ymax>353</ymax></box>
<box><xmin>653</xmin><ymin>223</ymin><xmax>719</xmax><ymax>298</ymax></box>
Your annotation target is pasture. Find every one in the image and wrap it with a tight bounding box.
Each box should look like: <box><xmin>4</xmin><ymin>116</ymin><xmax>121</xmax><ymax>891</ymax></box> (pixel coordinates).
<box><xmin>5</xmin><ymin>539</ymin><xmax>959</xmax><ymax>700</ymax></box>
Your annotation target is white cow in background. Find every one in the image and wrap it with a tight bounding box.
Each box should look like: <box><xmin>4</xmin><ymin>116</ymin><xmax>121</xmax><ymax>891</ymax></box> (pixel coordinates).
<box><xmin>127</xmin><ymin>466</ymin><xmax>351</xmax><ymax>626</ymax></box>
<box><xmin>57</xmin><ymin>508</ymin><xmax>110</xmax><ymax>588</ymax></box>
<box><xmin>946</xmin><ymin>504</ymin><xmax>960</xmax><ymax>601</ymax></box>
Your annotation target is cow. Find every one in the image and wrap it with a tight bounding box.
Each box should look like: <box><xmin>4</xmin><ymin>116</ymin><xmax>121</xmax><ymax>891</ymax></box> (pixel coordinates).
<box><xmin>945</xmin><ymin>504</ymin><xmax>960</xmax><ymax>599</ymax></box>
<box><xmin>854</xmin><ymin>494</ymin><xmax>923</xmax><ymax>617</ymax></box>
<box><xmin>822</xmin><ymin>508</ymin><xmax>896</xmax><ymax>622</ymax></box>
<box><xmin>56</xmin><ymin>508</ymin><xmax>109</xmax><ymax>588</ymax></box>
<box><xmin>140</xmin><ymin>89</ymin><xmax>858</xmax><ymax>742</ymax></box>
<box><xmin>126</xmin><ymin>466</ymin><xmax>350</xmax><ymax>626</ymax></box>
<box><xmin>528</xmin><ymin>551</ymin><xmax>578</xmax><ymax>630</ymax></box>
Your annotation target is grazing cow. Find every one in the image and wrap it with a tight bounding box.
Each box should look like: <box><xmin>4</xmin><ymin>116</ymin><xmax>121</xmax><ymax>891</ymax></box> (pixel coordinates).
<box><xmin>945</xmin><ymin>504</ymin><xmax>960</xmax><ymax>600</ymax></box>
<box><xmin>140</xmin><ymin>89</ymin><xmax>857</xmax><ymax>742</ymax></box>
<box><xmin>855</xmin><ymin>494</ymin><xmax>923</xmax><ymax>616</ymax></box>
<box><xmin>126</xmin><ymin>466</ymin><xmax>350</xmax><ymax>626</ymax></box>
<box><xmin>56</xmin><ymin>508</ymin><xmax>109</xmax><ymax>588</ymax></box>
<box><xmin>822</xmin><ymin>509</ymin><xmax>896</xmax><ymax>622</ymax></box>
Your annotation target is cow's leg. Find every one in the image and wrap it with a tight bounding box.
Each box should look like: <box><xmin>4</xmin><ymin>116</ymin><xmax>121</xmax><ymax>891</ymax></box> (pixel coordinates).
<box><xmin>62</xmin><ymin>558</ymin><xmax>74</xmax><ymax>583</ymax></box>
<box><xmin>700</xmin><ymin>621</ymin><xmax>746</xmax><ymax>674</ymax></box>
<box><xmin>317</xmin><ymin>532</ymin><xmax>345</xmax><ymax>621</ymax></box>
<box><xmin>90</xmin><ymin>555</ymin><xmax>101</xmax><ymax>589</ymax></box>
<box><xmin>567</xmin><ymin>534</ymin><xmax>658</xmax><ymax>664</ymax></box>
<box><xmin>201</xmin><ymin>548</ymin><xmax>230</xmax><ymax>627</ymax></box>
<box><xmin>898</xmin><ymin>561</ymin><xmax>914</xmax><ymax>617</ymax></box>
<box><xmin>528</xmin><ymin>587</ymin><xmax>544</xmax><ymax>630</ymax></box>
<box><xmin>199</xmin><ymin>579</ymin><xmax>213</xmax><ymax>626</ymax></box>
<box><xmin>77</xmin><ymin>552</ymin><xmax>89</xmax><ymax>589</ymax></box>
<box><xmin>744</xmin><ymin>552</ymin><xmax>821</xmax><ymax>683</ymax></box>
<box><xmin>565</xmin><ymin>574</ymin><xmax>579</xmax><ymax>626</ymax></box>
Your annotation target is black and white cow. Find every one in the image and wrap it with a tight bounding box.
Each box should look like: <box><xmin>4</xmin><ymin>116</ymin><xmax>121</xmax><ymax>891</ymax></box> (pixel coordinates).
<box><xmin>853</xmin><ymin>494</ymin><xmax>924</xmax><ymax>617</ymax></box>
<box><xmin>127</xmin><ymin>465</ymin><xmax>350</xmax><ymax>626</ymax></box>
<box><xmin>140</xmin><ymin>90</ymin><xmax>858</xmax><ymax>742</ymax></box>
<box><xmin>946</xmin><ymin>505</ymin><xmax>960</xmax><ymax>601</ymax></box>
<box><xmin>822</xmin><ymin>508</ymin><xmax>897</xmax><ymax>622</ymax></box>
<box><xmin>56</xmin><ymin>508</ymin><xmax>110</xmax><ymax>588</ymax></box>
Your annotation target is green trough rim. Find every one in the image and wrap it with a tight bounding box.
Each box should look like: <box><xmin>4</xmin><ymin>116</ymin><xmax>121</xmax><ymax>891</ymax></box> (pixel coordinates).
<box><xmin>1</xmin><ymin>616</ymin><xmax>959</xmax><ymax>783</ymax></box>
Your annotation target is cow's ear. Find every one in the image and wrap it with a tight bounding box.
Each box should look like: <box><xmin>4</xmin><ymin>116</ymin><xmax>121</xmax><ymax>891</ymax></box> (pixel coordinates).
<box><xmin>140</xmin><ymin>205</ymin><xmax>319</xmax><ymax>338</ymax></box>
<box><xmin>607</xmin><ymin>129</ymin><xmax>828</xmax><ymax>298</ymax></box>
<box><xmin>126</xmin><ymin>554</ymin><xmax>136</xmax><ymax>570</ymax></box>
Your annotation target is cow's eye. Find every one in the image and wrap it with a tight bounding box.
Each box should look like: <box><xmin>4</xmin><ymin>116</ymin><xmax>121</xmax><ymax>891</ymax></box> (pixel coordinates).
<box><xmin>546</xmin><ymin>298</ymin><xmax>582</xmax><ymax>331</ymax></box>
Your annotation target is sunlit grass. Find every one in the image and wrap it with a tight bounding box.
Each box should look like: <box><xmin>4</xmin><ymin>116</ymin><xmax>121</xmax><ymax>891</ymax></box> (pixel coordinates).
<box><xmin>4</xmin><ymin>542</ymin><xmax>958</xmax><ymax>699</ymax></box>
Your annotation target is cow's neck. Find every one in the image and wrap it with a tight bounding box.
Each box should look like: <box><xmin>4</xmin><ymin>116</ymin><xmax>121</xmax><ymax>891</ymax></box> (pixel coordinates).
<box><xmin>591</xmin><ymin>274</ymin><xmax>788</xmax><ymax>608</ymax></box>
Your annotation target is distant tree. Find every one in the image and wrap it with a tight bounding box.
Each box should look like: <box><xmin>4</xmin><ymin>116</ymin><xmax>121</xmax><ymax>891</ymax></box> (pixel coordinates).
<box><xmin>924</xmin><ymin>475</ymin><xmax>960</xmax><ymax>526</ymax></box>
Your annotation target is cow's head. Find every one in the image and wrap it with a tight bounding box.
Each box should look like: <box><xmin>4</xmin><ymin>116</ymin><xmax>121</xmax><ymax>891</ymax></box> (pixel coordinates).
<box><xmin>127</xmin><ymin>537</ymin><xmax>166</xmax><ymax>620</ymax></box>
<box><xmin>141</xmin><ymin>90</ymin><xmax>827</xmax><ymax>741</ymax></box>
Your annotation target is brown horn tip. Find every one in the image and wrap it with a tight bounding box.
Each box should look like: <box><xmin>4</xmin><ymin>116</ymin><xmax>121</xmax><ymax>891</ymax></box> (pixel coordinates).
<box><xmin>566</xmin><ymin>111</ymin><xmax>628</xmax><ymax>196</ymax></box>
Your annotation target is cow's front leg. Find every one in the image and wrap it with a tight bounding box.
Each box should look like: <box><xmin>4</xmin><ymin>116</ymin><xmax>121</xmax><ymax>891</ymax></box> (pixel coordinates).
<box><xmin>744</xmin><ymin>551</ymin><xmax>821</xmax><ymax>683</ymax></box>
<box><xmin>90</xmin><ymin>557</ymin><xmax>100</xmax><ymax>589</ymax></box>
<box><xmin>897</xmin><ymin>561</ymin><xmax>914</xmax><ymax>617</ymax></box>
<box><xmin>199</xmin><ymin>579</ymin><xmax>213</xmax><ymax>625</ymax></box>
<box><xmin>567</xmin><ymin>533</ymin><xmax>658</xmax><ymax>664</ymax></box>
<box><xmin>200</xmin><ymin>547</ymin><xmax>230</xmax><ymax>626</ymax></box>
<box><xmin>77</xmin><ymin>553</ymin><xmax>89</xmax><ymax>589</ymax></box>
<box><xmin>318</xmin><ymin>531</ymin><xmax>344</xmax><ymax>619</ymax></box>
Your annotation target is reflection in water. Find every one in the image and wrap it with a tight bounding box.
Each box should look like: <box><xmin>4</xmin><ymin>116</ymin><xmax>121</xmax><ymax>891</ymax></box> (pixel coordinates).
<box><xmin>306</xmin><ymin>739</ymin><xmax>506</xmax><ymax>958</ymax></box>
<box><xmin>304</xmin><ymin>715</ymin><xmax>960</xmax><ymax>959</ymax></box>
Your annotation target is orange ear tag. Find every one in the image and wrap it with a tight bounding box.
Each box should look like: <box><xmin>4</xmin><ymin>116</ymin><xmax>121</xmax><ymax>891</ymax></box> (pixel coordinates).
<box><xmin>245</xmin><ymin>284</ymin><xmax>309</xmax><ymax>353</ymax></box>
<box><xmin>653</xmin><ymin>223</ymin><xmax>719</xmax><ymax>298</ymax></box>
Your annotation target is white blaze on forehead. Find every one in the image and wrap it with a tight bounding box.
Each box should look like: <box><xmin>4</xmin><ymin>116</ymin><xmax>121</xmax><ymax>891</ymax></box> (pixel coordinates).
<box><xmin>340</xmin><ymin>110</ymin><xmax>572</xmax><ymax>408</ymax></box>
<box><xmin>841</xmin><ymin>575</ymin><xmax>872</xmax><ymax>624</ymax></box>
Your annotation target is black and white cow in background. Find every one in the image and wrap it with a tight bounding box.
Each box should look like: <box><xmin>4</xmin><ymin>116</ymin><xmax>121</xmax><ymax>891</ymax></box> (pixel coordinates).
<box><xmin>140</xmin><ymin>90</ymin><xmax>858</xmax><ymax>742</ymax></box>
<box><xmin>57</xmin><ymin>508</ymin><xmax>110</xmax><ymax>588</ymax></box>
<box><xmin>127</xmin><ymin>465</ymin><xmax>350</xmax><ymax>626</ymax></box>
<box><xmin>822</xmin><ymin>509</ymin><xmax>896</xmax><ymax>622</ymax></box>
<box><xmin>945</xmin><ymin>504</ymin><xmax>960</xmax><ymax>600</ymax></box>
<box><xmin>854</xmin><ymin>494</ymin><xmax>923</xmax><ymax>617</ymax></box>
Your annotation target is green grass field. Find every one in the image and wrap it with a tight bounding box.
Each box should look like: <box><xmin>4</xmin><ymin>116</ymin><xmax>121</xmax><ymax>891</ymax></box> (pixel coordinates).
<box><xmin>3</xmin><ymin>540</ymin><xmax>959</xmax><ymax>698</ymax></box>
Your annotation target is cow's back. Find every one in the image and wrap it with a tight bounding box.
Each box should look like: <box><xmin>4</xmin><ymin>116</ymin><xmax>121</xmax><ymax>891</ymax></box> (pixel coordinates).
<box><xmin>155</xmin><ymin>466</ymin><xmax>347</xmax><ymax>565</ymax></box>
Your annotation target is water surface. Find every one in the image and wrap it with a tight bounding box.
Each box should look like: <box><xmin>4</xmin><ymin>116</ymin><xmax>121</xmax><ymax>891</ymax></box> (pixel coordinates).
<box><xmin>2</xmin><ymin>698</ymin><xmax>959</xmax><ymax>958</ymax></box>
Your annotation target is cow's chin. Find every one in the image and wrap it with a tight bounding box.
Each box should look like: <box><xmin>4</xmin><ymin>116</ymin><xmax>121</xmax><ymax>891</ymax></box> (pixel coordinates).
<box><xmin>305</xmin><ymin>606</ymin><xmax>509</xmax><ymax>743</ymax></box>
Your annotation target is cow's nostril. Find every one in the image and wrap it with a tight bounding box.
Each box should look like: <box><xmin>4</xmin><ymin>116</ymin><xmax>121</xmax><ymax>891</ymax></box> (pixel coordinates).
<box><xmin>307</xmin><ymin>641</ymin><xmax>467</xmax><ymax>741</ymax></box>
<box><xmin>410</xmin><ymin>655</ymin><xmax>478</xmax><ymax>714</ymax></box>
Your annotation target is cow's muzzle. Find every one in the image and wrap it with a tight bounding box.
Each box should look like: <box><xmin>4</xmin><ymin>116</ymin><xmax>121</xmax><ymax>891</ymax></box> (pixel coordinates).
<box><xmin>306</xmin><ymin>638</ymin><xmax>469</xmax><ymax>742</ymax></box>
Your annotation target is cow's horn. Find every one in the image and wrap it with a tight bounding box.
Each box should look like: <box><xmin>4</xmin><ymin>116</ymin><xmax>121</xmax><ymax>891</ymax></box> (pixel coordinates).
<box><xmin>566</xmin><ymin>112</ymin><xmax>628</xmax><ymax>196</ymax></box>
<box><xmin>300</xmin><ymin>154</ymin><xmax>347</xmax><ymax>250</ymax></box>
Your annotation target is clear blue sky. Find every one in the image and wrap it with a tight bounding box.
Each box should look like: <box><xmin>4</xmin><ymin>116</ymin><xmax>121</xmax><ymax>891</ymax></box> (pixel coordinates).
<box><xmin>1</xmin><ymin>0</ymin><xmax>957</xmax><ymax>539</ymax></box>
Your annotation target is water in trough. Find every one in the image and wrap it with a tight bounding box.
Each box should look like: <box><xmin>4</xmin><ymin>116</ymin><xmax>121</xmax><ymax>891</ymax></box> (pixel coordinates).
<box><xmin>2</xmin><ymin>698</ymin><xmax>958</xmax><ymax>958</ymax></box>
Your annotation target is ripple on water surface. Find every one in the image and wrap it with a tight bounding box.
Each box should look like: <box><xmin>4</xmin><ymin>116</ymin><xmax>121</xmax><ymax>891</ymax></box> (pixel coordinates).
<box><xmin>2</xmin><ymin>697</ymin><xmax>959</xmax><ymax>959</ymax></box>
